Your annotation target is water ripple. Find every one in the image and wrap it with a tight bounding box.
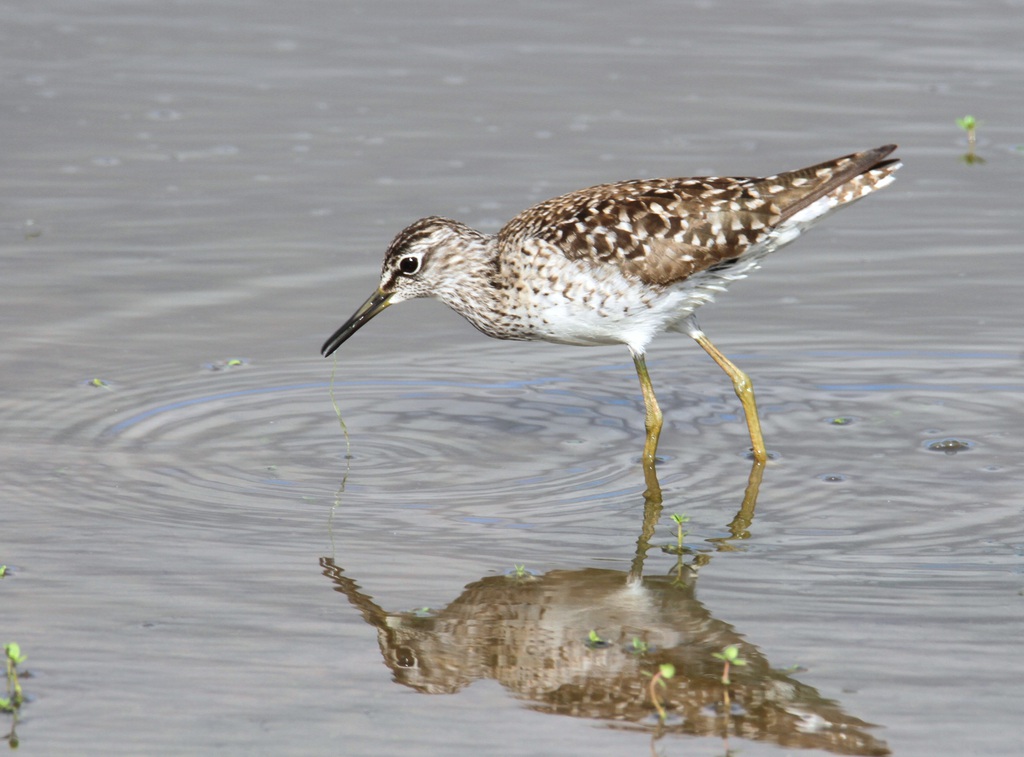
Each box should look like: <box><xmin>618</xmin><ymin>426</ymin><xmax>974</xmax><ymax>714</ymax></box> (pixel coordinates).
<box><xmin>4</xmin><ymin>348</ymin><xmax>1020</xmax><ymax>550</ymax></box>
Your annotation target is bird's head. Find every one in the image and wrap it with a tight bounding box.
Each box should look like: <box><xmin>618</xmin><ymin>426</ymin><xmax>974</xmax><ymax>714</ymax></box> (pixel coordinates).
<box><xmin>321</xmin><ymin>217</ymin><xmax>491</xmax><ymax>357</ymax></box>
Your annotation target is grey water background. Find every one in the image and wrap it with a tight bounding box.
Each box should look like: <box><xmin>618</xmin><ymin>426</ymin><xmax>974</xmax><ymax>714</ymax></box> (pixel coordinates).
<box><xmin>2</xmin><ymin>1</ymin><xmax>1023</xmax><ymax>754</ymax></box>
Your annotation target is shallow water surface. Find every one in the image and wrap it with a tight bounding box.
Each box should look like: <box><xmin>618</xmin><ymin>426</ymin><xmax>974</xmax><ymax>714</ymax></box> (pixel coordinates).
<box><xmin>3</xmin><ymin>1</ymin><xmax>1024</xmax><ymax>755</ymax></box>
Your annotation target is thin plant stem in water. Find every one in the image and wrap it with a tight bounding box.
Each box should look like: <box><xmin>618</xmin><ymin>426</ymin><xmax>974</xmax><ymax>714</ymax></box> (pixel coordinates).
<box><xmin>956</xmin><ymin>115</ymin><xmax>984</xmax><ymax>164</ymax></box>
<box><xmin>670</xmin><ymin>513</ymin><xmax>690</xmax><ymax>551</ymax></box>
<box><xmin>327</xmin><ymin>358</ymin><xmax>352</xmax><ymax>459</ymax></box>
<box><xmin>712</xmin><ymin>645</ymin><xmax>747</xmax><ymax>710</ymax></box>
<box><xmin>2</xmin><ymin>642</ymin><xmax>27</xmax><ymax>745</ymax></box>
<box><xmin>646</xmin><ymin>663</ymin><xmax>676</xmax><ymax>723</ymax></box>
<box><xmin>956</xmin><ymin>115</ymin><xmax>977</xmax><ymax>148</ymax></box>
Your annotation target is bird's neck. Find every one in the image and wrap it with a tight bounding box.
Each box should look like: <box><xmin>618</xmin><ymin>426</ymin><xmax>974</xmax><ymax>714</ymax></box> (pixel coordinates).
<box><xmin>431</xmin><ymin>231</ymin><xmax>519</xmax><ymax>339</ymax></box>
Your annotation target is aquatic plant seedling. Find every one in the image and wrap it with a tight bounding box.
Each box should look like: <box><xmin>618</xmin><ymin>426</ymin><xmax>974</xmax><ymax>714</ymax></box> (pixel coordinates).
<box><xmin>505</xmin><ymin>564</ymin><xmax>538</xmax><ymax>580</ymax></box>
<box><xmin>956</xmin><ymin>115</ymin><xmax>977</xmax><ymax>146</ymax></box>
<box><xmin>585</xmin><ymin>629</ymin><xmax>611</xmax><ymax>649</ymax></box>
<box><xmin>203</xmin><ymin>357</ymin><xmax>248</xmax><ymax>371</ymax></box>
<box><xmin>1</xmin><ymin>643</ymin><xmax>26</xmax><ymax>712</ymax></box>
<box><xmin>0</xmin><ymin>566</ymin><xmax>6</xmax><ymax>578</ymax></box>
<box><xmin>712</xmin><ymin>644</ymin><xmax>747</xmax><ymax>685</ymax></box>
<box><xmin>662</xmin><ymin>513</ymin><xmax>695</xmax><ymax>562</ymax></box>
<box><xmin>647</xmin><ymin>663</ymin><xmax>676</xmax><ymax>722</ymax></box>
<box><xmin>670</xmin><ymin>513</ymin><xmax>690</xmax><ymax>550</ymax></box>
<box><xmin>956</xmin><ymin>115</ymin><xmax>984</xmax><ymax>164</ymax></box>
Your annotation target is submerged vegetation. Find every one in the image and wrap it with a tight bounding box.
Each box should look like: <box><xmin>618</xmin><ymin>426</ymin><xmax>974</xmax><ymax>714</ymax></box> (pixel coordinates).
<box><xmin>956</xmin><ymin>115</ymin><xmax>977</xmax><ymax>147</ymax></box>
<box><xmin>2</xmin><ymin>642</ymin><xmax>27</xmax><ymax>747</ymax></box>
<box><xmin>585</xmin><ymin>629</ymin><xmax>611</xmax><ymax>649</ymax></box>
<box><xmin>712</xmin><ymin>644</ymin><xmax>748</xmax><ymax>711</ymax></box>
<box><xmin>712</xmin><ymin>644</ymin><xmax>747</xmax><ymax>686</ymax></box>
<box><xmin>646</xmin><ymin>663</ymin><xmax>676</xmax><ymax>723</ymax></box>
<box><xmin>957</xmin><ymin>115</ymin><xmax>983</xmax><ymax>164</ymax></box>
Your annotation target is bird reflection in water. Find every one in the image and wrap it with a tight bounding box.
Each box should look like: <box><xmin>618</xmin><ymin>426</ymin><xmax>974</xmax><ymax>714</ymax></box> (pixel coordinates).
<box><xmin>320</xmin><ymin>459</ymin><xmax>889</xmax><ymax>755</ymax></box>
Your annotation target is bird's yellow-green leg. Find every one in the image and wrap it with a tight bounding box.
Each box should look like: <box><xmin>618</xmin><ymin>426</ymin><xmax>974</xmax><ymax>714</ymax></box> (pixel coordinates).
<box><xmin>691</xmin><ymin>331</ymin><xmax>767</xmax><ymax>463</ymax></box>
<box><xmin>632</xmin><ymin>353</ymin><xmax>663</xmax><ymax>466</ymax></box>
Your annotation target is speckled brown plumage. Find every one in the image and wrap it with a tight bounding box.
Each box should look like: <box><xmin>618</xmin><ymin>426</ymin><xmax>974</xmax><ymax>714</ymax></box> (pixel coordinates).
<box><xmin>498</xmin><ymin>146</ymin><xmax>899</xmax><ymax>287</ymax></box>
<box><xmin>322</xmin><ymin>145</ymin><xmax>901</xmax><ymax>462</ymax></box>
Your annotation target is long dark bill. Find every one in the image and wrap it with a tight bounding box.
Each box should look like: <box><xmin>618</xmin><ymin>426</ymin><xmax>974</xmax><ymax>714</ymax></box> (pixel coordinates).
<box><xmin>321</xmin><ymin>289</ymin><xmax>393</xmax><ymax>357</ymax></box>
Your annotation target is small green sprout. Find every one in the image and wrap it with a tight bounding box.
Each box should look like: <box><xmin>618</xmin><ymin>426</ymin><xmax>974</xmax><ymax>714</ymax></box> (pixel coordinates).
<box><xmin>671</xmin><ymin>513</ymin><xmax>690</xmax><ymax>549</ymax></box>
<box><xmin>506</xmin><ymin>564</ymin><xmax>536</xmax><ymax>581</ymax></box>
<box><xmin>957</xmin><ymin>115</ymin><xmax>984</xmax><ymax>164</ymax></box>
<box><xmin>204</xmin><ymin>358</ymin><xmax>249</xmax><ymax>371</ymax></box>
<box><xmin>956</xmin><ymin>115</ymin><xmax>977</xmax><ymax>145</ymax></box>
<box><xmin>585</xmin><ymin>629</ymin><xmax>610</xmax><ymax>649</ymax></box>
<box><xmin>662</xmin><ymin>513</ymin><xmax>693</xmax><ymax>557</ymax></box>
<box><xmin>1</xmin><ymin>643</ymin><xmax>27</xmax><ymax>713</ymax></box>
<box><xmin>630</xmin><ymin>637</ymin><xmax>649</xmax><ymax>654</ymax></box>
<box><xmin>89</xmin><ymin>378</ymin><xmax>112</xmax><ymax>390</ymax></box>
<box><xmin>712</xmin><ymin>644</ymin><xmax>747</xmax><ymax>685</ymax></box>
<box><xmin>0</xmin><ymin>566</ymin><xmax>6</xmax><ymax>578</ymax></box>
<box><xmin>647</xmin><ymin>663</ymin><xmax>676</xmax><ymax>722</ymax></box>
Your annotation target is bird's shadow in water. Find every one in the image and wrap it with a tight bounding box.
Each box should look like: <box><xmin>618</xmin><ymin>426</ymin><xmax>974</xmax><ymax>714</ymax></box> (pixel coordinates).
<box><xmin>320</xmin><ymin>459</ymin><xmax>889</xmax><ymax>756</ymax></box>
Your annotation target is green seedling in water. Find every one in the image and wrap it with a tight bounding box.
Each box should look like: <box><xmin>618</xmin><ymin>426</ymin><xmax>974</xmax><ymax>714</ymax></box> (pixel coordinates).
<box><xmin>1</xmin><ymin>643</ymin><xmax>26</xmax><ymax>713</ymax></box>
<box><xmin>0</xmin><ymin>566</ymin><xmax>6</xmax><ymax>578</ymax></box>
<box><xmin>712</xmin><ymin>645</ymin><xmax>746</xmax><ymax>711</ymax></box>
<box><xmin>671</xmin><ymin>513</ymin><xmax>690</xmax><ymax>549</ymax></box>
<box><xmin>662</xmin><ymin>513</ymin><xmax>692</xmax><ymax>557</ymax></box>
<box><xmin>712</xmin><ymin>644</ymin><xmax>747</xmax><ymax>685</ymax></box>
<box><xmin>646</xmin><ymin>663</ymin><xmax>676</xmax><ymax>723</ymax></box>
<box><xmin>956</xmin><ymin>115</ymin><xmax>984</xmax><ymax>164</ymax></box>
<box><xmin>630</xmin><ymin>637</ymin><xmax>649</xmax><ymax>654</ymax></box>
<box><xmin>512</xmin><ymin>564</ymin><xmax>528</xmax><ymax>578</ymax></box>
<box><xmin>956</xmin><ymin>115</ymin><xmax>977</xmax><ymax>146</ymax></box>
<box><xmin>585</xmin><ymin>629</ymin><xmax>611</xmax><ymax>649</ymax></box>
<box><xmin>204</xmin><ymin>358</ymin><xmax>248</xmax><ymax>371</ymax></box>
<box><xmin>89</xmin><ymin>378</ymin><xmax>112</xmax><ymax>390</ymax></box>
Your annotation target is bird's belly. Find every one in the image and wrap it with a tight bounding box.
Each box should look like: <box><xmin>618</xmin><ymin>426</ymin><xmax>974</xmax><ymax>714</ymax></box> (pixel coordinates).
<box><xmin>481</xmin><ymin>251</ymin><xmax>764</xmax><ymax>351</ymax></box>
<box><xmin>519</xmin><ymin>284</ymin><xmax>700</xmax><ymax>350</ymax></box>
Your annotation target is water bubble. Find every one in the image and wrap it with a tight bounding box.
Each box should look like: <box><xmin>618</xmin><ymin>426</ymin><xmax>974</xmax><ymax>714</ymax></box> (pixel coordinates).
<box><xmin>816</xmin><ymin>473</ymin><xmax>848</xmax><ymax>483</ymax></box>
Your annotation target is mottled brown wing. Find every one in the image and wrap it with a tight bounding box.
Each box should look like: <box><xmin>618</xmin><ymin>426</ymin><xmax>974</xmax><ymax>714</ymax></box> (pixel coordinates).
<box><xmin>497</xmin><ymin>145</ymin><xmax>899</xmax><ymax>288</ymax></box>
<box><xmin>498</xmin><ymin>177</ymin><xmax>780</xmax><ymax>287</ymax></box>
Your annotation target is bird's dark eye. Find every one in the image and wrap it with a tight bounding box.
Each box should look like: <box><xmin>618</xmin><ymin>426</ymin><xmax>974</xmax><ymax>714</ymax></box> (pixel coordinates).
<box><xmin>399</xmin><ymin>256</ymin><xmax>421</xmax><ymax>275</ymax></box>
